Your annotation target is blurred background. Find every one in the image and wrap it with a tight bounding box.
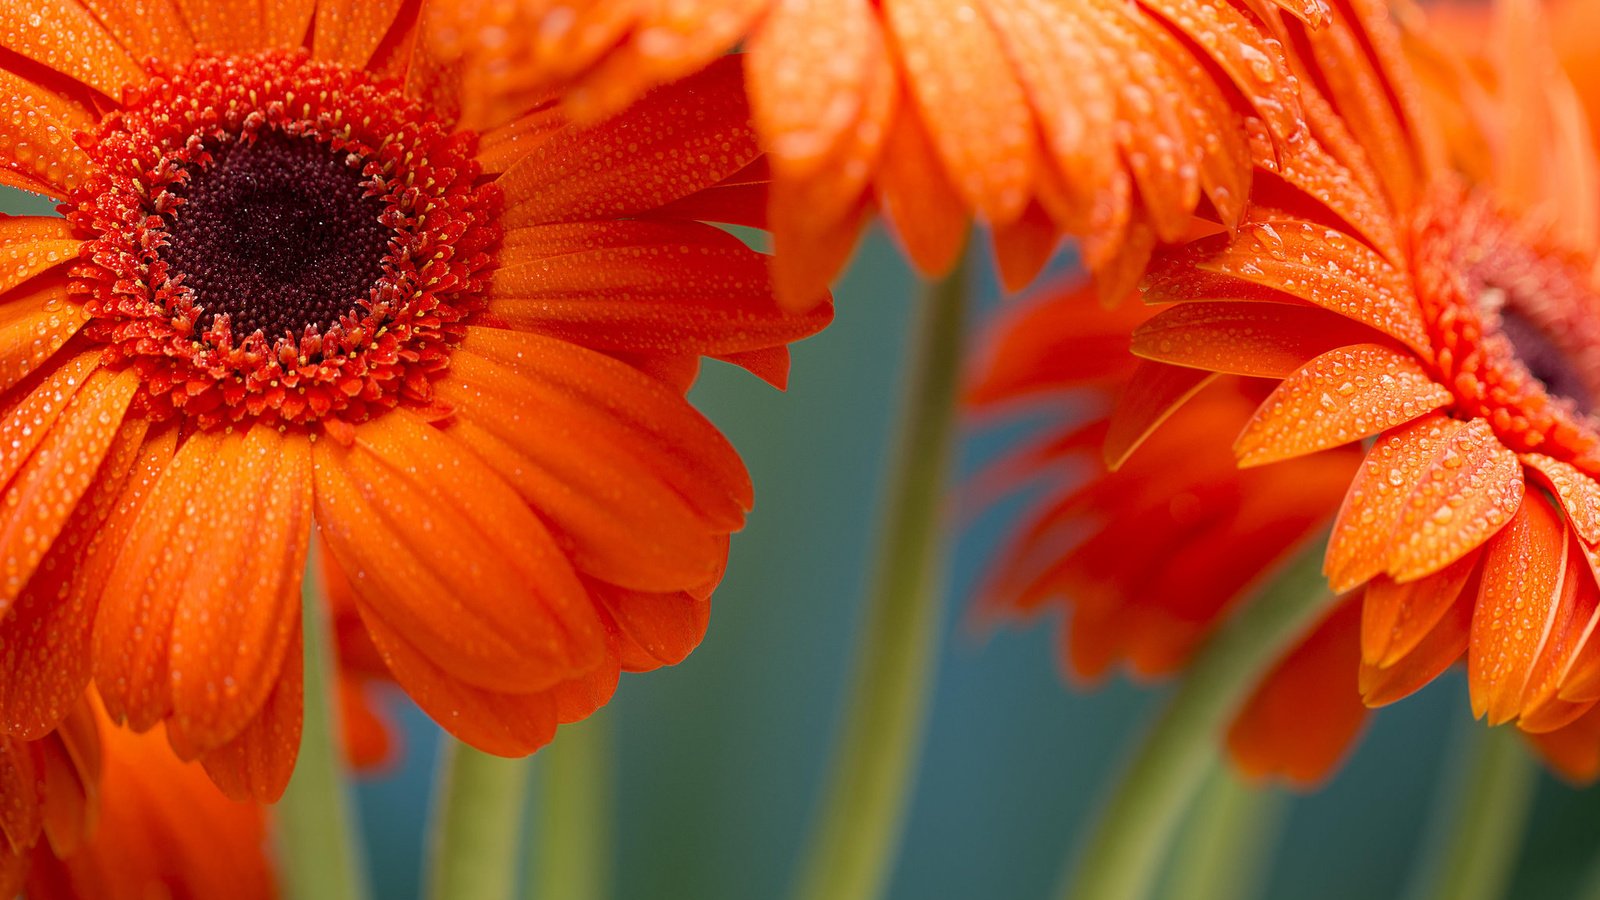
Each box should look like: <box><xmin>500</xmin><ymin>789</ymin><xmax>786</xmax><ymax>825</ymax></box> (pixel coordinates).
<box><xmin>8</xmin><ymin>196</ymin><xmax>1600</xmax><ymax>900</ymax></box>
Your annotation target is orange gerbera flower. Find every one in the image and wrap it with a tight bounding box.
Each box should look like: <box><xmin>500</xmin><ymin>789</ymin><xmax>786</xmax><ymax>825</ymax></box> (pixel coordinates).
<box><xmin>969</xmin><ymin>282</ymin><xmax>1378</xmax><ymax>784</ymax></box>
<box><xmin>27</xmin><ymin>719</ymin><xmax>275</xmax><ymax>900</ymax></box>
<box><xmin>1081</xmin><ymin>0</ymin><xmax>1600</xmax><ymax>773</ymax></box>
<box><xmin>431</xmin><ymin>0</ymin><xmax>1326</xmax><ymax>305</ymax></box>
<box><xmin>969</xmin><ymin>272</ymin><xmax>1600</xmax><ymax>785</ymax></box>
<box><xmin>3</xmin><ymin>697</ymin><xmax>273</xmax><ymax>900</ymax></box>
<box><xmin>971</xmin><ymin>0</ymin><xmax>1600</xmax><ymax>784</ymax></box>
<box><xmin>968</xmin><ymin>288</ymin><xmax>1361</xmax><ymax>686</ymax></box>
<box><xmin>0</xmin><ymin>1</ymin><xmax>827</xmax><ymax>801</ymax></box>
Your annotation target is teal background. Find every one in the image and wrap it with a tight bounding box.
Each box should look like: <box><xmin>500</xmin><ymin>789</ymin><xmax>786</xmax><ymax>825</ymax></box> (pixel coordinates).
<box><xmin>6</xmin><ymin>183</ymin><xmax>1600</xmax><ymax>899</ymax></box>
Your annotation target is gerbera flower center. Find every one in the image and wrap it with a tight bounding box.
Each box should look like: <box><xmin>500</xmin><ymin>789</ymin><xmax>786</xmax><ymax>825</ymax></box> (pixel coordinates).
<box><xmin>67</xmin><ymin>51</ymin><xmax>501</xmax><ymax>430</ymax></box>
<box><xmin>1413</xmin><ymin>193</ymin><xmax>1600</xmax><ymax>471</ymax></box>
<box><xmin>162</xmin><ymin>131</ymin><xmax>390</xmax><ymax>340</ymax></box>
<box><xmin>1491</xmin><ymin>304</ymin><xmax>1595</xmax><ymax>410</ymax></box>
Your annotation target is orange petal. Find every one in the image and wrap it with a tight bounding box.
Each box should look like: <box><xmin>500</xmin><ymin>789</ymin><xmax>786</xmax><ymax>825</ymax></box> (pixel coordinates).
<box><xmin>488</xmin><ymin>220</ymin><xmax>830</xmax><ymax>359</ymax></box>
<box><xmin>353</xmin><ymin>606</ymin><xmax>566</xmax><ymax>757</ymax></box>
<box><xmin>1251</xmin><ymin>144</ymin><xmax>1402</xmax><ymax>265</ymax></box>
<box><xmin>1228</xmin><ymin>596</ymin><xmax>1366</xmax><ymax>786</ymax></box>
<box><xmin>1326</xmin><ymin>415</ymin><xmax>1523</xmax><ymax>591</ymax></box>
<box><xmin>1131</xmin><ymin>301</ymin><xmax>1391</xmax><ymax>379</ymax></box>
<box><xmin>769</xmin><ymin>182</ymin><xmax>872</xmax><ymax>312</ymax></box>
<box><xmin>745</xmin><ymin>0</ymin><xmax>891</xmax><ymax>178</ymax></box>
<box><xmin>1104</xmin><ymin>363</ymin><xmax>1217</xmax><ymax>470</ymax></box>
<box><xmin>1235</xmin><ymin>343</ymin><xmax>1452</xmax><ymax>466</ymax></box>
<box><xmin>1469</xmin><ymin>492</ymin><xmax>1568</xmax><ymax>725</ymax></box>
<box><xmin>1525</xmin><ymin>702</ymin><xmax>1600</xmax><ymax>783</ymax></box>
<box><xmin>1118</xmin><ymin>452</ymin><xmax>1357</xmax><ymax>670</ymax></box>
<box><xmin>498</xmin><ymin>56</ymin><xmax>759</xmax><ymax>228</ymax></box>
<box><xmin>0</xmin><ymin>735</ymin><xmax>44</xmax><ymax>853</ymax></box>
<box><xmin>199</xmin><ymin>627</ymin><xmax>302</xmax><ymax>803</ymax></box>
<box><xmin>649</xmin><ymin>178</ymin><xmax>770</xmax><ymax>231</ymax></box>
<box><xmin>0</xmin><ymin>848</ymin><xmax>22</xmax><ymax>894</ymax></box>
<box><xmin>556</xmin><ymin>0</ymin><xmax>764</xmax><ymax>126</ymax></box>
<box><xmin>435</xmin><ymin>340</ymin><xmax>745</xmax><ymax>592</ymax></box>
<box><xmin>1522</xmin><ymin>453</ymin><xmax>1600</xmax><ymax>544</ymax></box>
<box><xmin>42</xmin><ymin>709</ymin><xmax>273</xmax><ymax>899</ymax></box>
<box><xmin>1115</xmin><ymin>1</ymin><xmax>1251</xmax><ymax>236</ymax></box>
<box><xmin>714</xmin><ymin>346</ymin><xmax>789</xmax><ymax>390</ymax></box>
<box><xmin>0</xmin><ymin>277</ymin><xmax>90</xmax><ymax>395</ymax></box>
<box><xmin>1384</xmin><ymin>424</ymin><xmax>1523</xmax><ymax>584</ymax></box>
<box><xmin>94</xmin><ymin>431</ymin><xmax>228</xmax><ymax>732</ymax></box>
<box><xmin>262</xmin><ymin>0</ymin><xmax>315</xmax><ymax>49</ymax></box>
<box><xmin>990</xmin><ymin>202</ymin><xmax>1060</xmax><ymax>293</ymax></box>
<box><xmin>1517</xmin><ymin>535</ymin><xmax>1600</xmax><ymax>734</ymax></box>
<box><xmin>751</xmin><ymin>5</ymin><xmax>894</xmax><ymax>305</ymax></box>
<box><xmin>174</xmin><ymin>0</ymin><xmax>263</xmax><ymax>53</ymax></box>
<box><xmin>1146</xmin><ymin>221</ymin><xmax>1431</xmax><ymax>355</ymax></box>
<box><xmin>313</xmin><ymin>410</ymin><xmax>605</xmax><ymax>693</ymax></box>
<box><xmin>165</xmin><ymin>428</ymin><xmax>312</xmax><ymax>753</ymax></box>
<box><xmin>1337</xmin><ymin>422</ymin><xmax>1472</xmax><ymax>602</ymax></box>
<box><xmin>72</xmin><ymin>427</ymin><xmax>177</xmax><ymax>652</ymax></box>
<box><xmin>459</xmin><ymin>326</ymin><xmax>752</xmax><ymax>521</ymax></box>
<box><xmin>527</xmin><ymin>1</ymin><xmax>640</xmax><ymax>77</ymax></box>
<box><xmin>1071</xmin><ymin>0</ymin><xmax>1204</xmax><ymax>241</ymax></box>
<box><xmin>1</xmin><ymin>367</ymin><xmax>135</xmax><ymax>604</ymax></box>
<box><xmin>964</xmin><ymin>280</ymin><xmax>1149</xmax><ymax>409</ymax></box>
<box><xmin>608</xmin><ymin>352</ymin><xmax>701</xmax><ymax>394</ymax></box>
<box><xmin>1360</xmin><ymin>583</ymin><xmax>1472</xmax><ymax>706</ymax></box>
<box><xmin>980</xmin><ymin>0</ymin><xmax>1116</xmax><ymax>234</ymax></box>
<box><xmin>312</xmin><ymin>0</ymin><xmax>406</xmax><ymax>67</ymax></box>
<box><xmin>0</xmin><ymin>0</ymin><xmax>147</xmax><ymax>97</ymax></box>
<box><xmin>883</xmin><ymin>0</ymin><xmax>1038</xmax><ymax>224</ymax></box>
<box><xmin>0</xmin><ymin>414</ymin><xmax>146</xmax><ymax>740</ymax></box>
<box><xmin>475</xmin><ymin>104</ymin><xmax>566</xmax><ymax>175</ymax></box>
<box><xmin>1142</xmin><ymin>0</ymin><xmax>1303</xmax><ymax>141</ymax></box>
<box><xmin>0</xmin><ymin>68</ymin><xmax>95</xmax><ymax>196</ymax></box>
<box><xmin>1361</xmin><ymin>550</ymin><xmax>1481</xmax><ymax>668</ymax></box>
<box><xmin>79</xmin><ymin>0</ymin><xmax>195</xmax><ymax>64</ymax></box>
<box><xmin>874</xmin><ymin>93</ymin><xmax>970</xmax><ymax>281</ymax></box>
<box><xmin>0</xmin><ymin>352</ymin><xmax>101</xmax><ymax>487</ymax></box>
<box><xmin>1559</xmin><ymin>544</ymin><xmax>1600</xmax><ymax>704</ymax></box>
<box><xmin>1088</xmin><ymin>211</ymin><xmax>1157</xmax><ymax>306</ymax></box>
<box><xmin>439</xmin><ymin>384</ymin><xmax>725</xmax><ymax>592</ymax></box>
<box><xmin>337</xmin><ymin>677</ymin><xmax>393</xmax><ymax>772</ymax></box>
<box><xmin>36</xmin><ymin>722</ymin><xmax>91</xmax><ymax>856</ymax></box>
<box><xmin>384</xmin><ymin>2</ymin><xmax>443</xmax><ymax>110</ymax></box>
<box><xmin>591</xmin><ymin>577</ymin><xmax>715</xmax><ymax>673</ymax></box>
<box><xmin>1299</xmin><ymin>9</ymin><xmax>1427</xmax><ymax>211</ymax></box>
<box><xmin>0</xmin><ymin>217</ymin><xmax>80</xmax><ymax>297</ymax></box>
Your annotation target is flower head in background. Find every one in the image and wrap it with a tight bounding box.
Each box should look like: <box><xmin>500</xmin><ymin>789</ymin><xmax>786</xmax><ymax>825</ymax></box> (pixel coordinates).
<box><xmin>0</xmin><ymin>0</ymin><xmax>828</xmax><ymax>801</ymax></box>
<box><xmin>1</xmin><ymin>697</ymin><xmax>274</xmax><ymax>900</ymax></box>
<box><xmin>971</xmin><ymin>0</ymin><xmax>1600</xmax><ymax>783</ymax></box>
<box><xmin>437</xmin><ymin>0</ymin><xmax>1326</xmax><ymax>305</ymax></box>
<box><xmin>968</xmin><ymin>283</ymin><xmax>1377</xmax><ymax>784</ymax></box>
<box><xmin>968</xmin><ymin>292</ymin><xmax>1360</xmax><ymax>688</ymax></box>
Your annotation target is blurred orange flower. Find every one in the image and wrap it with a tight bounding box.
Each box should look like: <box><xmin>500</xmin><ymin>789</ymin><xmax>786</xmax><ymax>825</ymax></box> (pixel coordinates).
<box><xmin>0</xmin><ymin>0</ymin><xmax>826</xmax><ymax>801</ymax></box>
<box><xmin>972</xmin><ymin>0</ymin><xmax>1600</xmax><ymax>783</ymax></box>
<box><xmin>443</xmin><ymin>0</ymin><xmax>1328</xmax><ymax>304</ymax></box>
<box><xmin>969</xmin><ymin>282</ymin><xmax>1373</xmax><ymax>784</ymax></box>
<box><xmin>3</xmin><ymin>698</ymin><xmax>273</xmax><ymax>900</ymax></box>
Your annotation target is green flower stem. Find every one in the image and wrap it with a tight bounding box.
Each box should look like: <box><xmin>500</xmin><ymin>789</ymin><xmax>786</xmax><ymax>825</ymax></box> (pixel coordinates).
<box><xmin>426</xmin><ymin>744</ymin><xmax>532</xmax><ymax>900</ymax></box>
<box><xmin>527</xmin><ymin>714</ymin><xmax>612</xmax><ymax>900</ymax></box>
<box><xmin>277</xmin><ymin>550</ymin><xmax>370</xmax><ymax>900</ymax></box>
<box><xmin>1062</xmin><ymin>536</ymin><xmax>1332</xmax><ymax>900</ymax></box>
<box><xmin>1411</xmin><ymin>722</ymin><xmax>1536</xmax><ymax>900</ymax></box>
<box><xmin>1575</xmin><ymin>833</ymin><xmax>1600</xmax><ymax>900</ymax></box>
<box><xmin>789</xmin><ymin>253</ymin><xmax>972</xmax><ymax>900</ymax></box>
<box><xmin>1160</xmin><ymin>764</ymin><xmax>1283</xmax><ymax>900</ymax></box>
